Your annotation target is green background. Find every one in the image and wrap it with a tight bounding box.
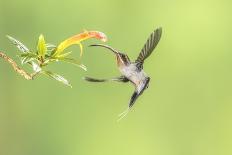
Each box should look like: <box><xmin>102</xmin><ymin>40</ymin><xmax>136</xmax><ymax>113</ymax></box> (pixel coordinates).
<box><xmin>0</xmin><ymin>0</ymin><xmax>232</xmax><ymax>155</ymax></box>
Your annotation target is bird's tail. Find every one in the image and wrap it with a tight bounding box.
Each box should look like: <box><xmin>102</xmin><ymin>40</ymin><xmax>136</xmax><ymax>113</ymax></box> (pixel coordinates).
<box><xmin>117</xmin><ymin>91</ymin><xmax>140</xmax><ymax>121</ymax></box>
<box><xmin>117</xmin><ymin>107</ymin><xmax>130</xmax><ymax>122</ymax></box>
<box><xmin>129</xmin><ymin>91</ymin><xmax>140</xmax><ymax>108</ymax></box>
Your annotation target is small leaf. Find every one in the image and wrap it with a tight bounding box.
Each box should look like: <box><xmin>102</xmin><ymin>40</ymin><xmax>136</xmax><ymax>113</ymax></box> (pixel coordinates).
<box><xmin>21</xmin><ymin>56</ymin><xmax>35</xmax><ymax>64</ymax></box>
<box><xmin>6</xmin><ymin>35</ymin><xmax>29</xmax><ymax>53</ymax></box>
<box><xmin>53</xmin><ymin>30</ymin><xmax>107</xmax><ymax>57</ymax></box>
<box><xmin>41</xmin><ymin>71</ymin><xmax>72</xmax><ymax>87</ymax></box>
<box><xmin>46</xmin><ymin>43</ymin><xmax>57</xmax><ymax>52</ymax></box>
<box><xmin>56</xmin><ymin>51</ymin><xmax>72</xmax><ymax>58</ymax></box>
<box><xmin>32</xmin><ymin>62</ymin><xmax>42</xmax><ymax>72</ymax></box>
<box><xmin>37</xmin><ymin>34</ymin><xmax>47</xmax><ymax>58</ymax></box>
<box><xmin>20</xmin><ymin>52</ymin><xmax>37</xmax><ymax>57</ymax></box>
<box><xmin>20</xmin><ymin>52</ymin><xmax>38</xmax><ymax>64</ymax></box>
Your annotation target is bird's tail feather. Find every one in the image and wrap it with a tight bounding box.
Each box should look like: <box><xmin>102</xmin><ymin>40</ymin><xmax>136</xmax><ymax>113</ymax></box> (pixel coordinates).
<box><xmin>117</xmin><ymin>107</ymin><xmax>130</xmax><ymax>122</ymax></box>
<box><xmin>129</xmin><ymin>91</ymin><xmax>139</xmax><ymax>108</ymax></box>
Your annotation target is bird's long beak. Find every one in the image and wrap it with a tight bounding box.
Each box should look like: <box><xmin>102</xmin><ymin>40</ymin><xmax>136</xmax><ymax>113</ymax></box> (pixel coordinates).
<box><xmin>89</xmin><ymin>44</ymin><xmax>119</xmax><ymax>54</ymax></box>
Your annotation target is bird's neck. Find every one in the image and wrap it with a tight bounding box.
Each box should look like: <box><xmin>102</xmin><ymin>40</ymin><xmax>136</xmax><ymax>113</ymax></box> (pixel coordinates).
<box><xmin>116</xmin><ymin>54</ymin><xmax>130</xmax><ymax>67</ymax></box>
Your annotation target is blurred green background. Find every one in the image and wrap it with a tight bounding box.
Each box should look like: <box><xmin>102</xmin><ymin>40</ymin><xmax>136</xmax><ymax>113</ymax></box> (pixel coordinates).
<box><xmin>0</xmin><ymin>0</ymin><xmax>232</xmax><ymax>155</ymax></box>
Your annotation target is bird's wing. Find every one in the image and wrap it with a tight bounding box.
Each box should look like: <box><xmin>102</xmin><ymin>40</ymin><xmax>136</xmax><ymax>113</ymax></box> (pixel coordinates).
<box><xmin>83</xmin><ymin>77</ymin><xmax>109</xmax><ymax>82</ymax></box>
<box><xmin>135</xmin><ymin>28</ymin><xmax>162</xmax><ymax>67</ymax></box>
<box><xmin>83</xmin><ymin>76</ymin><xmax>129</xmax><ymax>83</ymax></box>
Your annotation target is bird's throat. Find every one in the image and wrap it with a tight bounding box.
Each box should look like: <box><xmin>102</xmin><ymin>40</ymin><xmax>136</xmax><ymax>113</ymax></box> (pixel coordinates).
<box><xmin>116</xmin><ymin>54</ymin><xmax>130</xmax><ymax>67</ymax></box>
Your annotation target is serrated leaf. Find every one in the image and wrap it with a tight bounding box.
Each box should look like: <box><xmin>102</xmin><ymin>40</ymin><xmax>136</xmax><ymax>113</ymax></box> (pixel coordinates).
<box><xmin>37</xmin><ymin>34</ymin><xmax>47</xmax><ymax>58</ymax></box>
<box><xmin>41</xmin><ymin>71</ymin><xmax>72</xmax><ymax>87</ymax></box>
<box><xmin>6</xmin><ymin>35</ymin><xmax>29</xmax><ymax>53</ymax></box>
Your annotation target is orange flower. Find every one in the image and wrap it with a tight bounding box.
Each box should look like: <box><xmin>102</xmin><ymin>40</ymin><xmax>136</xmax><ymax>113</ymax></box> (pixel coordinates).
<box><xmin>53</xmin><ymin>31</ymin><xmax>107</xmax><ymax>57</ymax></box>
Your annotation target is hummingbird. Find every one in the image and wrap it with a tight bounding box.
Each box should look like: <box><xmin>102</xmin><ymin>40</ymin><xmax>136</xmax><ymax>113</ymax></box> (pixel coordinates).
<box><xmin>84</xmin><ymin>28</ymin><xmax>162</xmax><ymax>118</ymax></box>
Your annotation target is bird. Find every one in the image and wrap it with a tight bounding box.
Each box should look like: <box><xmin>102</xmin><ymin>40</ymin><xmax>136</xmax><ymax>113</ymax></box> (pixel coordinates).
<box><xmin>84</xmin><ymin>27</ymin><xmax>162</xmax><ymax>119</ymax></box>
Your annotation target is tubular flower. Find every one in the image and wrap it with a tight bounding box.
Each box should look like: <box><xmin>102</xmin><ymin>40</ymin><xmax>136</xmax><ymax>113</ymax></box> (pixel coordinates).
<box><xmin>53</xmin><ymin>31</ymin><xmax>107</xmax><ymax>57</ymax></box>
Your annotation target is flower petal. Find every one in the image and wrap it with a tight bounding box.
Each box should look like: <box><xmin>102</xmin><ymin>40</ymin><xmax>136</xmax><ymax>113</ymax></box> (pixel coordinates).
<box><xmin>53</xmin><ymin>31</ymin><xmax>107</xmax><ymax>57</ymax></box>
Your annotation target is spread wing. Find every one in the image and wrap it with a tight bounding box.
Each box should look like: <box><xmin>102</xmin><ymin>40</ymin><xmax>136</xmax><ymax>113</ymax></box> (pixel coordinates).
<box><xmin>135</xmin><ymin>27</ymin><xmax>162</xmax><ymax>66</ymax></box>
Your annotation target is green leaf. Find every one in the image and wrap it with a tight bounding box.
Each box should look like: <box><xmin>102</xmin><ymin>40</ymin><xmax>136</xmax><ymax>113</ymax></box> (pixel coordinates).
<box><xmin>46</xmin><ymin>43</ymin><xmax>57</xmax><ymax>52</ymax></box>
<box><xmin>20</xmin><ymin>52</ymin><xmax>37</xmax><ymax>57</ymax></box>
<box><xmin>20</xmin><ymin>52</ymin><xmax>38</xmax><ymax>64</ymax></box>
<box><xmin>56</xmin><ymin>51</ymin><xmax>72</xmax><ymax>58</ymax></box>
<box><xmin>37</xmin><ymin>34</ymin><xmax>47</xmax><ymax>58</ymax></box>
<box><xmin>6</xmin><ymin>35</ymin><xmax>29</xmax><ymax>53</ymax></box>
<box><xmin>53</xmin><ymin>57</ymin><xmax>87</xmax><ymax>71</ymax></box>
<box><xmin>21</xmin><ymin>56</ymin><xmax>35</xmax><ymax>64</ymax></box>
<box><xmin>41</xmin><ymin>71</ymin><xmax>72</xmax><ymax>87</ymax></box>
<box><xmin>32</xmin><ymin>62</ymin><xmax>41</xmax><ymax>72</ymax></box>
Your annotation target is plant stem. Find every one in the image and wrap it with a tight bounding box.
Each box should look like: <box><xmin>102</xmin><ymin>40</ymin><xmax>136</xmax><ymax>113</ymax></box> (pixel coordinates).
<box><xmin>0</xmin><ymin>51</ymin><xmax>38</xmax><ymax>80</ymax></box>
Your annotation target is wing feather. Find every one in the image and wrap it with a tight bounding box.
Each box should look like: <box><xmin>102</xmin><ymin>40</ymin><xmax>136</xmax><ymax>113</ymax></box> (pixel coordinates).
<box><xmin>135</xmin><ymin>27</ymin><xmax>162</xmax><ymax>64</ymax></box>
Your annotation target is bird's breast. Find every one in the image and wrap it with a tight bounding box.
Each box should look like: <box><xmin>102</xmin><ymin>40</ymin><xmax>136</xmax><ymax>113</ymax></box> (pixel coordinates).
<box><xmin>119</xmin><ymin>64</ymin><xmax>147</xmax><ymax>86</ymax></box>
